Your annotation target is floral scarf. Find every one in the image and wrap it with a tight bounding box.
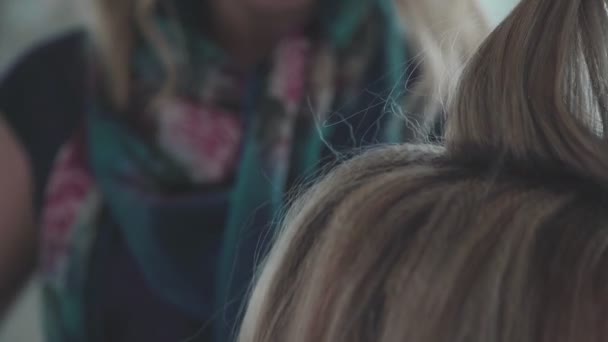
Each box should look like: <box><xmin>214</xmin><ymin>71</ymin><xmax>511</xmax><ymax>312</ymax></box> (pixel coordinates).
<box><xmin>39</xmin><ymin>0</ymin><xmax>410</xmax><ymax>341</ymax></box>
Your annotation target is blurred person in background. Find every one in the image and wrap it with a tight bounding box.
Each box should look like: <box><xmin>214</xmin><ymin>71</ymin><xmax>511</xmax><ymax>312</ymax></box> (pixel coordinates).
<box><xmin>0</xmin><ymin>0</ymin><xmax>486</xmax><ymax>341</ymax></box>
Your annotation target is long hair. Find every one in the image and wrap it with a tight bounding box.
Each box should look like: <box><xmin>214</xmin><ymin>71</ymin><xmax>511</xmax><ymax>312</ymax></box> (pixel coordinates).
<box><xmin>396</xmin><ymin>0</ymin><xmax>487</xmax><ymax>135</ymax></box>
<box><xmin>86</xmin><ymin>0</ymin><xmax>486</xmax><ymax>112</ymax></box>
<box><xmin>238</xmin><ymin>0</ymin><xmax>608</xmax><ymax>341</ymax></box>
<box><xmin>86</xmin><ymin>0</ymin><xmax>177</xmax><ymax>108</ymax></box>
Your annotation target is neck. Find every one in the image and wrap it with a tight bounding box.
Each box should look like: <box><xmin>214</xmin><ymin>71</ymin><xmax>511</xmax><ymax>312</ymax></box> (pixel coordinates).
<box><xmin>208</xmin><ymin>0</ymin><xmax>315</xmax><ymax>67</ymax></box>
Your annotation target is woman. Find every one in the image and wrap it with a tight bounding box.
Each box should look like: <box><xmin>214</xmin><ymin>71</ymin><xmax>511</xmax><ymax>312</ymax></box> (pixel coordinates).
<box><xmin>239</xmin><ymin>0</ymin><xmax>608</xmax><ymax>341</ymax></box>
<box><xmin>0</xmin><ymin>0</ymin><xmax>485</xmax><ymax>341</ymax></box>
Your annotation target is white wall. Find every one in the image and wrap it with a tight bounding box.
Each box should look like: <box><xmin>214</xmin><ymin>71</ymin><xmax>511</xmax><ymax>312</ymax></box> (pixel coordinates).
<box><xmin>481</xmin><ymin>0</ymin><xmax>519</xmax><ymax>23</ymax></box>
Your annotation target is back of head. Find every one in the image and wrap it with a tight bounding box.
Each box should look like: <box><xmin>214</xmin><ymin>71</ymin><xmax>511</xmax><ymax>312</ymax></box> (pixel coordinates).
<box><xmin>238</xmin><ymin>1</ymin><xmax>608</xmax><ymax>341</ymax></box>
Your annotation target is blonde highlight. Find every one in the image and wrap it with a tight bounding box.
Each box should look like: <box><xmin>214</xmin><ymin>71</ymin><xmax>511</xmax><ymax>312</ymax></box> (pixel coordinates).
<box><xmin>395</xmin><ymin>0</ymin><xmax>488</xmax><ymax>137</ymax></box>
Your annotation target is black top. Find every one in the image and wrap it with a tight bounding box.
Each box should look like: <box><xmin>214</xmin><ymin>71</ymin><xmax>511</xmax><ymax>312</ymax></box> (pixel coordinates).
<box><xmin>0</xmin><ymin>31</ymin><xmax>86</xmax><ymax>209</ymax></box>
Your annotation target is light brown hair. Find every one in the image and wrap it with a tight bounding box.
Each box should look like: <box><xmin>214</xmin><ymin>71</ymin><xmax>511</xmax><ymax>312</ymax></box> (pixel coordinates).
<box><xmin>86</xmin><ymin>0</ymin><xmax>486</xmax><ymax>112</ymax></box>
<box><xmin>238</xmin><ymin>0</ymin><xmax>608</xmax><ymax>341</ymax></box>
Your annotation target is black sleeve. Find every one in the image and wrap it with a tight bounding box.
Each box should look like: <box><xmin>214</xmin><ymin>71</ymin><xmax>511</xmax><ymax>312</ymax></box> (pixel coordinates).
<box><xmin>0</xmin><ymin>31</ymin><xmax>87</xmax><ymax>209</ymax></box>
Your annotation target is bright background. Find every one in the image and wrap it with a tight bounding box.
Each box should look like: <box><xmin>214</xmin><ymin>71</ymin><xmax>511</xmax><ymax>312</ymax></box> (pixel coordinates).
<box><xmin>0</xmin><ymin>0</ymin><xmax>519</xmax><ymax>340</ymax></box>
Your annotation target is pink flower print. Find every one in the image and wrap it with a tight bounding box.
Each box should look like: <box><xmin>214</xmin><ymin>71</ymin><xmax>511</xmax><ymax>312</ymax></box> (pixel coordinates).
<box><xmin>158</xmin><ymin>99</ymin><xmax>243</xmax><ymax>184</ymax></box>
<box><xmin>270</xmin><ymin>35</ymin><xmax>312</xmax><ymax>114</ymax></box>
<box><xmin>40</xmin><ymin>142</ymin><xmax>96</xmax><ymax>276</ymax></box>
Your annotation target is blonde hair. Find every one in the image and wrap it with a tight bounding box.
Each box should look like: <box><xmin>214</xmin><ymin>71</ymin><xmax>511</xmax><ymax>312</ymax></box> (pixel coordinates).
<box><xmin>238</xmin><ymin>0</ymin><xmax>608</xmax><ymax>341</ymax></box>
<box><xmin>87</xmin><ymin>0</ymin><xmax>178</xmax><ymax>107</ymax></box>
<box><xmin>87</xmin><ymin>0</ymin><xmax>486</xmax><ymax>115</ymax></box>
<box><xmin>396</xmin><ymin>0</ymin><xmax>487</xmax><ymax>136</ymax></box>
